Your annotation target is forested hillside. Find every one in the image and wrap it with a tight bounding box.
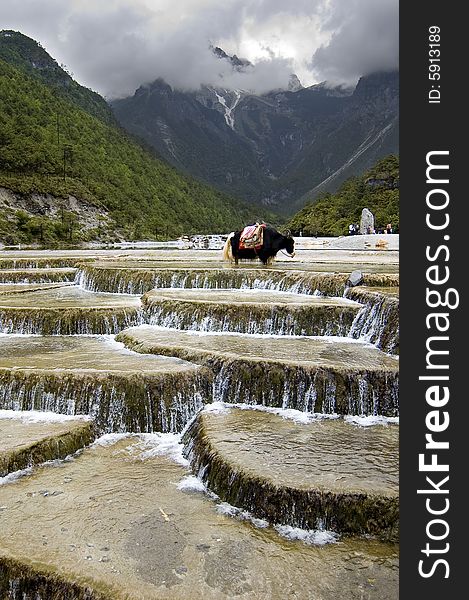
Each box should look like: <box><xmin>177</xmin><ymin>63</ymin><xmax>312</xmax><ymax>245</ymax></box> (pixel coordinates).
<box><xmin>0</xmin><ymin>32</ymin><xmax>261</xmax><ymax>244</ymax></box>
<box><xmin>287</xmin><ymin>155</ymin><xmax>399</xmax><ymax>236</ymax></box>
<box><xmin>0</xmin><ymin>29</ymin><xmax>113</xmax><ymax>124</ymax></box>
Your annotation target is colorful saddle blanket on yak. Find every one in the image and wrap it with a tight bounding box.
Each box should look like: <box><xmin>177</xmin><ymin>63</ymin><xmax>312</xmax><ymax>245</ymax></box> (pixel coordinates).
<box><xmin>239</xmin><ymin>223</ymin><xmax>265</xmax><ymax>251</ymax></box>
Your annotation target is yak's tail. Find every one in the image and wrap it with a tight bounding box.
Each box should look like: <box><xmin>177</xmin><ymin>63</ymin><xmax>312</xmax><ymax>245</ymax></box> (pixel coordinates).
<box><xmin>223</xmin><ymin>233</ymin><xmax>234</xmax><ymax>262</ymax></box>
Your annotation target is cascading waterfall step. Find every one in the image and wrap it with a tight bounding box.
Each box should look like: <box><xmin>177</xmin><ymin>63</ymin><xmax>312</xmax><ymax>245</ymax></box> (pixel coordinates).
<box><xmin>184</xmin><ymin>406</ymin><xmax>398</xmax><ymax>540</ymax></box>
<box><xmin>0</xmin><ymin>336</ymin><xmax>212</xmax><ymax>433</ymax></box>
<box><xmin>77</xmin><ymin>261</ymin><xmax>399</xmax><ymax>295</ymax></box>
<box><xmin>143</xmin><ymin>288</ymin><xmax>362</xmax><ymax>336</ymax></box>
<box><xmin>345</xmin><ymin>287</ymin><xmax>399</xmax><ymax>354</ymax></box>
<box><xmin>117</xmin><ymin>326</ymin><xmax>399</xmax><ymax>416</ymax></box>
<box><xmin>0</xmin><ymin>285</ymin><xmax>145</xmax><ymax>335</ymax></box>
<box><xmin>0</xmin><ymin>268</ymin><xmax>77</xmax><ymax>284</ymax></box>
<box><xmin>0</xmin><ymin>435</ymin><xmax>398</xmax><ymax>599</ymax></box>
<box><xmin>0</xmin><ymin>246</ymin><xmax>400</xmax><ymax>599</ymax></box>
<box><xmin>79</xmin><ymin>258</ymin><xmax>399</xmax><ymax>272</ymax></box>
<box><xmin>0</xmin><ymin>410</ymin><xmax>95</xmax><ymax>477</ymax></box>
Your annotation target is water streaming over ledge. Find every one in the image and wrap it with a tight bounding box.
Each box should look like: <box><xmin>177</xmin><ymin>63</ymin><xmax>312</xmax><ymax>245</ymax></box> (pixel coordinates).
<box><xmin>0</xmin><ymin>336</ymin><xmax>212</xmax><ymax>433</ymax></box>
<box><xmin>0</xmin><ymin>268</ymin><xmax>77</xmax><ymax>284</ymax></box>
<box><xmin>75</xmin><ymin>266</ymin><xmax>400</xmax><ymax>354</ymax></box>
<box><xmin>117</xmin><ymin>327</ymin><xmax>399</xmax><ymax>416</ymax></box>
<box><xmin>0</xmin><ymin>246</ymin><xmax>400</xmax><ymax>598</ymax></box>
<box><xmin>0</xmin><ymin>286</ymin><xmax>145</xmax><ymax>335</ymax></box>
<box><xmin>0</xmin><ymin>258</ymin><xmax>84</xmax><ymax>270</ymax></box>
<box><xmin>183</xmin><ymin>407</ymin><xmax>399</xmax><ymax>540</ymax></box>
<box><xmin>0</xmin><ymin>307</ymin><xmax>145</xmax><ymax>335</ymax></box>
<box><xmin>346</xmin><ymin>287</ymin><xmax>399</xmax><ymax>354</ymax></box>
<box><xmin>143</xmin><ymin>289</ymin><xmax>361</xmax><ymax>337</ymax></box>
<box><xmin>77</xmin><ymin>264</ymin><xmax>399</xmax><ymax>297</ymax></box>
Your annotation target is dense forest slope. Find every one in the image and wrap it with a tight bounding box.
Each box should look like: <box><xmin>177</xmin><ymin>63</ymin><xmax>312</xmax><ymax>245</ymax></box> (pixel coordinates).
<box><xmin>287</xmin><ymin>155</ymin><xmax>399</xmax><ymax>237</ymax></box>
<box><xmin>0</xmin><ymin>31</ymin><xmax>260</xmax><ymax>245</ymax></box>
<box><xmin>0</xmin><ymin>29</ymin><xmax>113</xmax><ymax>124</ymax></box>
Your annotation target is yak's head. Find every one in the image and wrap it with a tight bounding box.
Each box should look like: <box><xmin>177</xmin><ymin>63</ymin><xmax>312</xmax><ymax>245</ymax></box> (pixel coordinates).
<box><xmin>283</xmin><ymin>232</ymin><xmax>295</xmax><ymax>257</ymax></box>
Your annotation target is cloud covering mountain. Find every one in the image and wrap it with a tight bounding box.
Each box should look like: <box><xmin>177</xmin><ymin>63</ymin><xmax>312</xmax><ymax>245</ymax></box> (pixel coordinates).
<box><xmin>0</xmin><ymin>0</ymin><xmax>398</xmax><ymax>98</ymax></box>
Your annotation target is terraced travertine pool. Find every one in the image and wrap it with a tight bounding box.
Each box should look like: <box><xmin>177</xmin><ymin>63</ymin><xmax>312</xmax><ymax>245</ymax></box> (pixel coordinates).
<box><xmin>0</xmin><ymin>241</ymin><xmax>399</xmax><ymax>599</ymax></box>
<box><xmin>0</xmin><ymin>286</ymin><xmax>144</xmax><ymax>334</ymax></box>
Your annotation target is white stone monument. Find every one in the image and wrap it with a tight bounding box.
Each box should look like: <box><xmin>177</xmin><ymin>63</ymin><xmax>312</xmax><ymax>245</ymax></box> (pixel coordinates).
<box><xmin>360</xmin><ymin>208</ymin><xmax>375</xmax><ymax>234</ymax></box>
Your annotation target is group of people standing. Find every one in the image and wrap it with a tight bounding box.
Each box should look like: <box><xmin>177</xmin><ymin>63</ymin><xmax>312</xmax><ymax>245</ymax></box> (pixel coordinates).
<box><xmin>348</xmin><ymin>223</ymin><xmax>393</xmax><ymax>235</ymax></box>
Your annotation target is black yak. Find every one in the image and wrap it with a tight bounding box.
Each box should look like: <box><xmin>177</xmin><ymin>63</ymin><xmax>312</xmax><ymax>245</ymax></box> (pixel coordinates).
<box><xmin>223</xmin><ymin>223</ymin><xmax>295</xmax><ymax>265</ymax></box>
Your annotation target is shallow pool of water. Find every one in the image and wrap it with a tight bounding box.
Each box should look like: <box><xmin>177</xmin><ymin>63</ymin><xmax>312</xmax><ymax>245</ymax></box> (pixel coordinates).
<box><xmin>0</xmin><ymin>285</ymin><xmax>141</xmax><ymax>309</ymax></box>
<box><xmin>120</xmin><ymin>326</ymin><xmax>398</xmax><ymax>371</ymax></box>
<box><xmin>197</xmin><ymin>408</ymin><xmax>398</xmax><ymax>496</ymax></box>
<box><xmin>0</xmin><ymin>436</ymin><xmax>398</xmax><ymax>599</ymax></box>
<box><xmin>147</xmin><ymin>288</ymin><xmax>360</xmax><ymax>306</ymax></box>
<box><xmin>0</xmin><ymin>335</ymin><xmax>198</xmax><ymax>374</ymax></box>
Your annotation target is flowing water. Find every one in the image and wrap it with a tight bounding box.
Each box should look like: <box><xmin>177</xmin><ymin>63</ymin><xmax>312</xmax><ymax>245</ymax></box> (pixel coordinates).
<box><xmin>117</xmin><ymin>326</ymin><xmax>399</xmax><ymax>415</ymax></box>
<box><xmin>0</xmin><ymin>411</ymin><xmax>94</xmax><ymax>477</ymax></box>
<box><xmin>77</xmin><ymin>262</ymin><xmax>398</xmax><ymax>296</ymax></box>
<box><xmin>184</xmin><ymin>407</ymin><xmax>398</xmax><ymax>540</ymax></box>
<box><xmin>117</xmin><ymin>325</ymin><xmax>398</xmax><ymax>370</ymax></box>
<box><xmin>0</xmin><ymin>336</ymin><xmax>211</xmax><ymax>432</ymax></box>
<box><xmin>0</xmin><ymin>268</ymin><xmax>77</xmax><ymax>284</ymax></box>
<box><xmin>346</xmin><ymin>287</ymin><xmax>400</xmax><ymax>354</ymax></box>
<box><xmin>143</xmin><ymin>288</ymin><xmax>361</xmax><ymax>336</ymax></box>
<box><xmin>0</xmin><ymin>285</ymin><xmax>144</xmax><ymax>334</ymax></box>
<box><xmin>0</xmin><ymin>242</ymin><xmax>400</xmax><ymax>598</ymax></box>
<box><xmin>0</xmin><ymin>436</ymin><xmax>398</xmax><ymax>600</ymax></box>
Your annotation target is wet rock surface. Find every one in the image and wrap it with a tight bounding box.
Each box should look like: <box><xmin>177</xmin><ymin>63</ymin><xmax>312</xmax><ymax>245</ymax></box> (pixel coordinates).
<box><xmin>0</xmin><ymin>282</ymin><xmax>74</xmax><ymax>295</ymax></box>
<box><xmin>0</xmin><ymin>437</ymin><xmax>398</xmax><ymax>599</ymax></box>
<box><xmin>184</xmin><ymin>408</ymin><xmax>398</xmax><ymax>540</ymax></box>
<box><xmin>0</xmin><ymin>243</ymin><xmax>400</xmax><ymax>598</ymax></box>
<box><xmin>143</xmin><ymin>288</ymin><xmax>361</xmax><ymax>336</ymax></box>
<box><xmin>0</xmin><ymin>411</ymin><xmax>94</xmax><ymax>476</ymax></box>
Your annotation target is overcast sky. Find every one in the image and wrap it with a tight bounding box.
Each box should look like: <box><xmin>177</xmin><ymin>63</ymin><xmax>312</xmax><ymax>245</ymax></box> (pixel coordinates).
<box><xmin>0</xmin><ymin>0</ymin><xmax>398</xmax><ymax>98</ymax></box>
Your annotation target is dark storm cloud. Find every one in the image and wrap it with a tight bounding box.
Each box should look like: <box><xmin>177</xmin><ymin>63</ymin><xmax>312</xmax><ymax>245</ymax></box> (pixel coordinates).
<box><xmin>0</xmin><ymin>0</ymin><xmax>398</xmax><ymax>97</ymax></box>
<box><xmin>312</xmin><ymin>0</ymin><xmax>399</xmax><ymax>85</ymax></box>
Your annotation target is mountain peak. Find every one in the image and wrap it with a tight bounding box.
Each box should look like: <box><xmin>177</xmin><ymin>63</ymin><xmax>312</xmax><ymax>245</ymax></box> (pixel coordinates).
<box><xmin>354</xmin><ymin>71</ymin><xmax>399</xmax><ymax>99</ymax></box>
<box><xmin>0</xmin><ymin>30</ymin><xmax>62</xmax><ymax>74</ymax></box>
<box><xmin>306</xmin><ymin>80</ymin><xmax>354</xmax><ymax>98</ymax></box>
<box><xmin>211</xmin><ymin>45</ymin><xmax>252</xmax><ymax>70</ymax></box>
<box><xmin>113</xmin><ymin>68</ymin><xmax>398</xmax><ymax>215</ymax></box>
<box><xmin>287</xmin><ymin>74</ymin><xmax>303</xmax><ymax>92</ymax></box>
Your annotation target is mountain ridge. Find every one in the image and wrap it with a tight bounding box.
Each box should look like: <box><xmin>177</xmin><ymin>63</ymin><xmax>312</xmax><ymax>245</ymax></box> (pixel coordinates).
<box><xmin>112</xmin><ymin>70</ymin><xmax>398</xmax><ymax>215</ymax></box>
<box><xmin>0</xmin><ymin>30</ymin><xmax>114</xmax><ymax>124</ymax></box>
